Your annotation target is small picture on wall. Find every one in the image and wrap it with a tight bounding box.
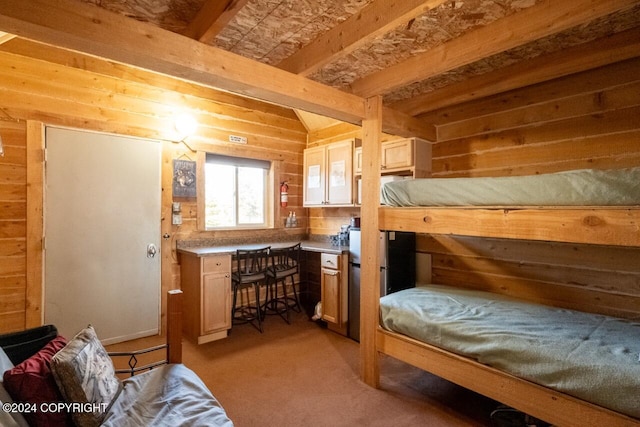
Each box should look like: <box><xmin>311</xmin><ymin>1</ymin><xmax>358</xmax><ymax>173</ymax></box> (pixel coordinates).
<box><xmin>173</xmin><ymin>159</ymin><xmax>196</xmax><ymax>198</ymax></box>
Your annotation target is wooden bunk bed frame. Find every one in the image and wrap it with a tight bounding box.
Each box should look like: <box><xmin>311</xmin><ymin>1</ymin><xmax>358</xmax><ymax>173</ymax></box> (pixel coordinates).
<box><xmin>358</xmin><ymin>102</ymin><xmax>640</xmax><ymax>427</ymax></box>
<box><xmin>369</xmin><ymin>210</ymin><xmax>640</xmax><ymax>427</ymax></box>
<box><xmin>379</xmin><ymin>206</ymin><xmax>640</xmax><ymax>247</ymax></box>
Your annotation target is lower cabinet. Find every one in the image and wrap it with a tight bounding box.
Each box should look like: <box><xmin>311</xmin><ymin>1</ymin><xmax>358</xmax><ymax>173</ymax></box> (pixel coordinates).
<box><xmin>320</xmin><ymin>252</ymin><xmax>348</xmax><ymax>331</ymax></box>
<box><xmin>180</xmin><ymin>253</ymin><xmax>232</xmax><ymax>344</ymax></box>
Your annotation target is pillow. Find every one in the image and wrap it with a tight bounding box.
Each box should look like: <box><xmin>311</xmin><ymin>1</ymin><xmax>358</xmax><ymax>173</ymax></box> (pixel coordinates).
<box><xmin>51</xmin><ymin>326</ymin><xmax>120</xmax><ymax>427</ymax></box>
<box><xmin>0</xmin><ymin>346</ymin><xmax>14</xmax><ymax>376</ymax></box>
<box><xmin>2</xmin><ymin>336</ymin><xmax>71</xmax><ymax>427</ymax></box>
<box><xmin>0</xmin><ymin>325</ymin><xmax>59</xmax><ymax>365</ymax></box>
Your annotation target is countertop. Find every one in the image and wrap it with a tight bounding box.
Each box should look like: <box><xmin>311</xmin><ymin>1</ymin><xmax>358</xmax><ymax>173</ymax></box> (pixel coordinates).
<box><xmin>177</xmin><ymin>240</ymin><xmax>349</xmax><ymax>257</ymax></box>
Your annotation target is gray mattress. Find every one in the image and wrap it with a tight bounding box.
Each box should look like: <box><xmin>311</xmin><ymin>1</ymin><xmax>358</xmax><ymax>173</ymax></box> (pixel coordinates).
<box><xmin>380</xmin><ymin>167</ymin><xmax>640</xmax><ymax>207</ymax></box>
<box><xmin>101</xmin><ymin>364</ymin><xmax>233</xmax><ymax>426</ymax></box>
<box><xmin>379</xmin><ymin>285</ymin><xmax>640</xmax><ymax>419</ymax></box>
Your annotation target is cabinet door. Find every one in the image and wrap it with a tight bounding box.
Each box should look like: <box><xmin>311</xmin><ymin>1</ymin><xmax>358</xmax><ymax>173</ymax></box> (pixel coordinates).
<box><xmin>326</xmin><ymin>140</ymin><xmax>353</xmax><ymax>205</ymax></box>
<box><xmin>303</xmin><ymin>145</ymin><xmax>326</xmax><ymax>206</ymax></box>
<box><xmin>321</xmin><ymin>267</ymin><xmax>341</xmax><ymax>324</ymax></box>
<box><xmin>201</xmin><ymin>272</ymin><xmax>231</xmax><ymax>334</ymax></box>
<box><xmin>381</xmin><ymin>139</ymin><xmax>413</xmax><ymax>171</ymax></box>
<box><xmin>354</xmin><ymin>146</ymin><xmax>362</xmax><ymax>175</ymax></box>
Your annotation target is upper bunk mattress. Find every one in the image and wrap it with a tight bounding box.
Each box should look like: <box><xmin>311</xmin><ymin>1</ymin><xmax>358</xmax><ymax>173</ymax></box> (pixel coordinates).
<box><xmin>380</xmin><ymin>167</ymin><xmax>640</xmax><ymax>207</ymax></box>
<box><xmin>379</xmin><ymin>285</ymin><xmax>640</xmax><ymax>419</ymax></box>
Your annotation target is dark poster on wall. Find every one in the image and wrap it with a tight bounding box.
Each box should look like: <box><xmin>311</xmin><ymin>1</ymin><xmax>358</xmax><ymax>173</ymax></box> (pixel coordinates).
<box><xmin>172</xmin><ymin>159</ymin><xmax>196</xmax><ymax>198</ymax></box>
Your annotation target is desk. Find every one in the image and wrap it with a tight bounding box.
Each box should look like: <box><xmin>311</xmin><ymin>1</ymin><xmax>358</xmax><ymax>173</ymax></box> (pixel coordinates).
<box><xmin>177</xmin><ymin>240</ymin><xmax>346</xmax><ymax>257</ymax></box>
<box><xmin>177</xmin><ymin>241</ymin><xmax>349</xmax><ymax>343</ymax></box>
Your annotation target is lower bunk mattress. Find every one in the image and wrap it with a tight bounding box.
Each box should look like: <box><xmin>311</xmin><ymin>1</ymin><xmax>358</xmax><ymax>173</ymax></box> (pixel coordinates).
<box><xmin>379</xmin><ymin>284</ymin><xmax>640</xmax><ymax>419</ymax></box>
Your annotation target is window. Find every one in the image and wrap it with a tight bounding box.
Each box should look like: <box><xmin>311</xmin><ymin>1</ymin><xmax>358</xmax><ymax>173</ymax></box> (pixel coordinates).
<box><xmin>204</xmin><ymin>153</ymin><xmax>271</xmax><ymax>229</ymax></box>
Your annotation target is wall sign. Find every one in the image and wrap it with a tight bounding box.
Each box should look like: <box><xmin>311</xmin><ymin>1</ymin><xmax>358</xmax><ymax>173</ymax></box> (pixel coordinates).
<box><xmin>172</xmin><ymin>159</ymin><xmax>196</xmax><ymax>198</ymax></box>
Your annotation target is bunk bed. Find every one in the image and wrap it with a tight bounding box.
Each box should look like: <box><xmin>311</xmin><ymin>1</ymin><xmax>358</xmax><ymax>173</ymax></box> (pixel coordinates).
<box><xmin>365</xmin><ymin>167</ymin><xmax>640</xmax><ymax>427</ymax></box>
<box><xmin>379</xmin><ymin>167</ymin><xmax>640</xmax><ymax>247</ymax></box>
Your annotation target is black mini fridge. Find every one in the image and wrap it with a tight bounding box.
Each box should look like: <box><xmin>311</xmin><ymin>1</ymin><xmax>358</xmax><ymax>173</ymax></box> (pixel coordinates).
<box><xmin>348</xmin><ymin>229</ymin><xmax>415</xmax><ymax>342</ymax></box>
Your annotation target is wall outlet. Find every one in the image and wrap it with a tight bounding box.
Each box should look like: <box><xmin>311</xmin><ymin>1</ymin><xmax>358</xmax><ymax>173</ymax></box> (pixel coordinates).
<box><xmin>172</xmin><ymin>214</ymin><xmax>182</xmax><ymax>225</ymax></box>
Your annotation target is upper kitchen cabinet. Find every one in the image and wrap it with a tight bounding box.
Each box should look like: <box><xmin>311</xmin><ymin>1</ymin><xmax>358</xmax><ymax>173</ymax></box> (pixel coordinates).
<box><xmin>381</xmin><ymin>138</ymin><xmax>431</xmax><ymax>177</ymax></box>
<box><xmin>354</xmin><ymin>137</ymin><xmax>432</xmax><ymax>204</ymax></box>
<box><xmin>303</xmin><ymin>139</ymin><xmax>358</xmax><ymax>207</ymax></box>
<box><xmin>354</xmin><ymin>137</ymin><xmax>432</xmax><ymax>178</ymax></box>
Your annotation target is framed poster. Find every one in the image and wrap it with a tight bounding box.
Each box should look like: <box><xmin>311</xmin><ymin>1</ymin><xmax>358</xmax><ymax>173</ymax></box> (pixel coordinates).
<box><xmin>172</xmin><ymin>159</ymin><xmax>196</xmax><ymax>198</ymax></box>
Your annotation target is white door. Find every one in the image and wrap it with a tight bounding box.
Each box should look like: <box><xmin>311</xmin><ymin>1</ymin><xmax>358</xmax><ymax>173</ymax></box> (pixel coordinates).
<box><xmin>44</xmin><ymin>127</ymin><xmax>161</xmax><ymax>344</ymax></box>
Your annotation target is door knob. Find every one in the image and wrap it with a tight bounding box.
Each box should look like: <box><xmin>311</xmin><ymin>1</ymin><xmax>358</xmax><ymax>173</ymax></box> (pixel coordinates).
<box><xmin>147</xmin><ymin>243</ymin><xmax>158</xmax><ymax>258</ymax></box>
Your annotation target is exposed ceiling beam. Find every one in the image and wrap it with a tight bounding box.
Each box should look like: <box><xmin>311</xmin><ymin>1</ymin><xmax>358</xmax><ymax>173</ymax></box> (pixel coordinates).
<box><xmin>0</xmin><ymin>0</ymin><xmax>437</xmax><ymax>139</ymax></box>
<box><xmin>0</xmin><ymin>0</ymin><xmax>365</xmax><ymax>124</ymax></box>
<box><xmin>0</xmin><ymin>30</ymin><xmax>15</xmax><ymax>45</ymax></box>
<box><xmin>394</xmin><ymin>26</ymin><xmax>640</xmax><ymax>117</ymax></box>
<box><xmin>277</xmin><ymin>0</ymin><xmax>447</xmax><ymax>77</ymax></box>
<box><xmin>382</xmin><ymin>107</ymin><xmax>436</xmax><ymax>141</ymax></box>
<box><xmin>349</xmin><ymin>0</ymin><xmax>640</xmax><ymax>98</ymax></box>
<box><xmin>183</xmin><ymin>0</ymin><xmax>250</xmax><ymax>44</ymax></box>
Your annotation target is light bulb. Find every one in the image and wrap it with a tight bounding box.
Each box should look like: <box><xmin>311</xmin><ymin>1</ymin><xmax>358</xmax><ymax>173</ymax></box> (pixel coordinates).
<box><xmin>174</xmin><ymin>113</ymin><xmax>198</xmax><ymax>140</ymax></box>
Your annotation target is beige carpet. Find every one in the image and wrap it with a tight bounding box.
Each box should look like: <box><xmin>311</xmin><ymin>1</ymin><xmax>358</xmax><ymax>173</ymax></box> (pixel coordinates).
<box><xmin>179</xmin><ymin>311</ymin><xmax>498</xmax><ymax>427</ymax></box>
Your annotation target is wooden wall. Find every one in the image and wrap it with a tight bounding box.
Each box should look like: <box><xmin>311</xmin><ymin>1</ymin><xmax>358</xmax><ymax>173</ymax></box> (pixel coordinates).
<box><xmin>0</xmin><ymin>39</ymin><xmax>307</xmax><ymax>333</ymax></box>
<box><xmin>417</xmin><ymin>58</ymin><xmax>640</xmax><ymax>319</ymax></box>
<box><xmin>0</xmin><ymin>120</ymin><xmax>26</xmax><ymax>332</ymax></box>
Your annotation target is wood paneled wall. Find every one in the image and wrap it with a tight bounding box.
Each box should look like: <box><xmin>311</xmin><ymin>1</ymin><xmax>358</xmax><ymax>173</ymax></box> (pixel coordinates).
<box><xmin>0</xmin><ymin>39</ymin><xmax>307</xmax><ymax>333</ymax></box>
<box><xmin>417</xmin><ymin>58</ymin><xmax>640</xmax><ymax>319</ymax></box>
<box><xmin>0</xmin><ymin>120</ymin><xmax>26</xmax><ymax>332</ymax></box>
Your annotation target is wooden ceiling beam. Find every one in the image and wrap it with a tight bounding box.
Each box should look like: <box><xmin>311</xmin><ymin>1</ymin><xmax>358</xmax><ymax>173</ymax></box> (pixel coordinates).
<box><xmin>183</xmin><ymin>0</ymin><xmax>250</xmax><ymax>44</ymax></box>
<box><xmin>0</xmin><ymin>0</ymin><xmax>366</xmax><ymax>124</ymax></box>
<box><xmin>395</xmin><ymin>26</ymin><xmax>640</xmax><ymax>117</ymax></box>
<box><xmin>0</xmin><ymin>31</ymin><xmax>15</xmax><ymax>45</ymax></box>
<box><xmin>277</xmin><ymin>0</ymin><xmax>447</xmax><ymax>77</ymax></box>
<box><xmin>349</xmin><ymin>0</ymin><xmax>640</xmax><ymax>98</ymax></box>
<box><xmin>382</xmin><ymin>107</ymin><xmax>436</xmax><ymax>142</ymax></box>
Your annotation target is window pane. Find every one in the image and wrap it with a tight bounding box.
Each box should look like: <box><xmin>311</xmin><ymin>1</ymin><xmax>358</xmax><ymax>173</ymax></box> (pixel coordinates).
<box><xmin>238</xmin><ymin>167</ymin><xmax>264</xmax><ymax>224</ymax></box>
<box><xmin>205</xmin><ymin>164</ymin><xmax>235</xmax><ymax>228</ymax></box>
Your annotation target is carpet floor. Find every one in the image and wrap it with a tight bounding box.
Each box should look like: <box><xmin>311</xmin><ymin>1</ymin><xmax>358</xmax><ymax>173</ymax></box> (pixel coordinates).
<box><xmin>178</xmin><ymin>310</ymin><xmax>499</xmax><ymax>427</ymax></box>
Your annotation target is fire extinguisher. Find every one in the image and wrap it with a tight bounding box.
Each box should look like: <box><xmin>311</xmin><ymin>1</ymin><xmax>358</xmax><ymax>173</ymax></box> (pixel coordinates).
<box><xmin>280</xmin><ymin>181</ymin><xmax>289</xmax><ymax>207</ymax></box>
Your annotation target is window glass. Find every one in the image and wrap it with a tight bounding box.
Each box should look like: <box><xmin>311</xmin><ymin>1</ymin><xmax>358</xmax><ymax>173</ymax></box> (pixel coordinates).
<box><xmin>204</xmin><ymin>154</ymin><xmax>269</xmax><ymax>229</ymax></box>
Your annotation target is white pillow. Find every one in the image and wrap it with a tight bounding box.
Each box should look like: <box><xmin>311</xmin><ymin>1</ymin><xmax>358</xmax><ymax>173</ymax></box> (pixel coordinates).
<box><xmin>0</xmin><ymin>347</ymin><xmax>13</xmax><ymax>377</ymax></box>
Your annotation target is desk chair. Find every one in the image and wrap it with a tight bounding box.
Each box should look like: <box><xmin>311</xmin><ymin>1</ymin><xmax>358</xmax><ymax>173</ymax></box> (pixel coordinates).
<box><xmin>264</xmin><ymin>243</ymin><xmax>302</xmax><ymax>324</ymax></box>
<box><xmin>232</xmin><ymin>246</ymin><xmax>270</xmax><ymax>333</ymax></box>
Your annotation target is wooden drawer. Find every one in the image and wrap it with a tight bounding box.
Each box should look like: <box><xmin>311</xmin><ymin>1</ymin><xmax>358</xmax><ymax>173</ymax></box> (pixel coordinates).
<box><xmin>320</xmin><ymin>253</ymin><xmax>340</xmax><ymax>270</ymax></box>
<box><xmin>203</xmin><ymin>255</ymin><xmax>231</xmax><ymax>273</ymax></box>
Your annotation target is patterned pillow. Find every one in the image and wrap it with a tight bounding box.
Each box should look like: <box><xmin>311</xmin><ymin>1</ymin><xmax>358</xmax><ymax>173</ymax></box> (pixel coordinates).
<box><xmin>50</xmin><ymin>326</ymin><xmax>120</xmax><ymax>427</ymax></box>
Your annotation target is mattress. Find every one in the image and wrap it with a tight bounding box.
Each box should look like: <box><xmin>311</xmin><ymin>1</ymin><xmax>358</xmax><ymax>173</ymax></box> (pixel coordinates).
<box><xmin>380</xmin><ymin>167</ymin><xmax>640</xmax><ymax>207</ymax></box>
<box><xmin>101</xmin><ymin>364</ymin><xmax>233</xmax><ymax>426</ymax></box>
<box><xmin>379</xmin><ymin>285</ymin><xmax>640</xmax><ymax>419</ymax></box>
